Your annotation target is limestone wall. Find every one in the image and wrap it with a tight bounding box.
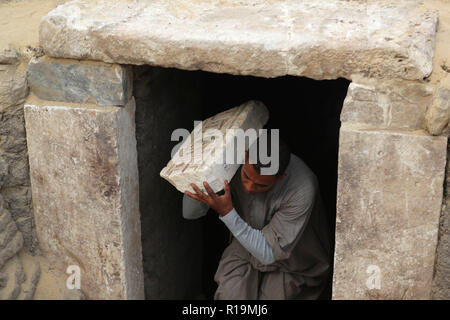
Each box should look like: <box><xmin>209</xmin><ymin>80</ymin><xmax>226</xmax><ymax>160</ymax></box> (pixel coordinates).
<box><xmin>0</xmin><ymin>50</ymin><xmax>35</xmax><ymax>252</ymax></box>
<box><xmin>1</xmin><ymin>0</ymin><xmax>72</xmax><ymax>254</ymax></box>
<box><xmin>0</xmin><ymin>0</ymin><xmax>73</xmax><ymax>299</ymax></box>
<box><xmin>424</xmin><ymin>0</ymin><xmax>450</xmax><ymax>300</ymax></box>
<box><xmin>432</xmin><ymin>140</ymin><xmax>450</xmax><ymax>299</ymax></box>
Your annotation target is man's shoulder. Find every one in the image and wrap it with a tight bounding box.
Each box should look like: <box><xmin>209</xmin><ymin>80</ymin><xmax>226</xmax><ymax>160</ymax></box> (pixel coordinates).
<box><xmin>286</xmin><ymin>154</ymin><xmax>318</xmax><ymax>188</ymax></box>
<box><xmin>273</xmin><ymin>154</ymin><xmax>318</xmax><ymax>204</ymax></box>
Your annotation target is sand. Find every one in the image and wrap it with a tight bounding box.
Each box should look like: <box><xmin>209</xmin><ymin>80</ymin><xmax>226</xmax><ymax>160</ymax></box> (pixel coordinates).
<box><xmin>0</xmin><ymin>0</ymin><xmax>69</xmax><ymax>50</ymax></box>
<box><xmin>0</xmin><ymin>248</ymin><xmax>68</xmax><ymax>300</ymax></box>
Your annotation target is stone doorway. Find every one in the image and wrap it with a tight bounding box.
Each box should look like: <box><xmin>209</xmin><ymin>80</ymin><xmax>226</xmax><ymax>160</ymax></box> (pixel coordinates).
<box><xmin>21</xmin><ymin>0</ymin><xmax>448</xmax><ymax>299</ymax></box>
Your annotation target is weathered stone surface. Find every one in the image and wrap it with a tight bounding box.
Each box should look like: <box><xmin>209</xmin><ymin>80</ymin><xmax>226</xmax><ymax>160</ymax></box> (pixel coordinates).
<box><xmin>24</xmin><ymin>96</ymin><xmax>144</xmax><ymax>299</ymax></box>
<box><xmin>0</xmin><ymin>194</ymin><xmax>24</xmax><ymax>271</ymax></box>
<box><xmin>0</xmin><ymin>104</ymin><xmax>27</xmax><ymax>155</ymax></box>
<box><xmin>39</xmin><ymin>0</ymin><xmax>437</xmax><ymax>80</ymax></box>
<box><xmin>432</xmin><ymin>141</ymin><xmax>450</xmax><ymax>299</ymax></box>
<box><xmin>6</xmin><ymin>256</ymin><xmax>26</xmax><ymax>300</ymax></box>
<box><xmin>1</xmin><ymin>187</ymin><xmax>32</xmax><ymax>220</ymax></box>
<box><xmin>333</xmin><ymin>125</ymin><xmax>447</xmax><ymax>299</ymax></box>
<box><xmin>0</xmin><ymin>255</ymin><xmax>25</xmax><ymax>300</ymax></box>
<box><xmin>341</xmin><ymin>78</ymin><xmax>433</xmax><ymax>130</ymax></box>
<box><xmin>0</xmin><ymin>64</ymin><xmax>28</xmax><ymax>109</ymax></box>
<box><xmin>0</xmin><ymin>185</ymin><xmax>37</xmax><ymax>254</ymax></box>
<box><xmin>0</xmin><ymin>48</ymin><xmax>19</xmax><ymax>65</ymax></box>
<box><xmin>0</xmin><ymin>53</ymin><xmax>35</xmax><ymax>253</ymax></box>
<box><xmin>160</xmin><ymin>100</ymin><xmax>269</xmax><ymax>194</ymax></box>
<box><xmin>425</xmin><ymin>87</ymin><xmax>450</xmax><ymax>136</ymax></box>
<box><xmin>23</xmin><ymin>261</ymin><xmax>40</xmax><ymax>300</ymax></box>
<box><xmin>28</xmin><ymin>56</ymin><xmax>132</xmax><ymax>106</ymax></box>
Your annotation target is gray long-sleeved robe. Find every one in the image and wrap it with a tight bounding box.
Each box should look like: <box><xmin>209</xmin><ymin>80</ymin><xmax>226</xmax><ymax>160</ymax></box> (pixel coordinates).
<box><xmin>186</xmin><ymin>153</ymin><xmax>331</xmax><ymax>300</ymax></box>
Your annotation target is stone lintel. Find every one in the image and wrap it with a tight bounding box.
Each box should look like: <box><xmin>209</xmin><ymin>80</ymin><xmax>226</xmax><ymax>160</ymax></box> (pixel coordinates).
<box><xmin>39</xmin><ymin>0</ymin><xmax>437</xmax><ymax>80</ymax></box>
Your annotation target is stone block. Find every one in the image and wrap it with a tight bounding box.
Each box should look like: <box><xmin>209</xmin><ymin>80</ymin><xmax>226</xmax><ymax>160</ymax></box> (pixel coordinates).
<box><xmin>431</xmin><ymin>142</ymin><xmax>450</xmax><ymax>299</ymax></box>
<box><xmin>39</xmin><ymin>0</ymin><xmax>437</xmax><ymax>80</ymax></box>
<box><xmin>160</xmin><ymin>100</ymin><xmax>269</xmax><ymax>194</ymax></box>
<box><xmin>27</xmin><ymin>56</ymin><xmax>132</xmax><ymax>106</ymax></box>
<box><xmin>0</xmin><ymin>48</ymin><xmax>19</xmax><ymax>65</ymax></box>
<box><xmin>333</xmin><ymin>125</ymin><xmax>447</xmax><ymax>299</ymax></box>
<box><xmin>0</xmin><ymin>64</ymin><xmax>28</xmax><ymax>110</ymax></box>
<box><xmin>425</xmin><ymin>87</ymin><xmax>450</xmax><ymax>136</ymax></box>
<box><xmin>340</xmin><ymin>78</ymin><xmax>433</xmax><ymax>130</ymax></box>
<box><xmin>24</xmin><ymin>96</ymin><xmax>144</xmax><ymax>299</ymax></box>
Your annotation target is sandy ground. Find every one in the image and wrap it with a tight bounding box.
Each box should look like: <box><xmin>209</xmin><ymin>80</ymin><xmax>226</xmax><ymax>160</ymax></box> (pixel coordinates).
<box><xmin>0</xmin><ymin>0</ymin><xmax>69</xmax><ymax>50</ymax></box>
<box><xmin>0</xmin><ymin>248</ymin><xmax>68</xmax><ymax>300</ymax></box>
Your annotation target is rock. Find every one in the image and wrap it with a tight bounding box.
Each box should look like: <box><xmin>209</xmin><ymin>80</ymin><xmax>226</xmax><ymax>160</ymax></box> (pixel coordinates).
<box><xmin>0</xmin><ymin>232</ymin><xmax>23</xmax><ymax>272</ymax></box>
<box><xmin>0</xmin><ymin>103</ymin><xmax>27</xmax><ymax>141</ymax></box>
<box><xmin>431</xmin><ymin>142</ymin><xmax>450</xmax><ymax>299</ymax></box>
<box><xmin>39</xmin><ymin>0</ymin><xmax>437</xmax><ymax>80</ymax></box>
<box><xmin>14</xmin><ymin>217</ymin><xmax>38</xmax><ymax>254</ymax></box>
<box><xmin>0</xmin><ymin>158</ymin><xmax>7</xmax><ymax>189</ymax></box>
<box><xmin>1</xmin><ymin>187</ymin><xmax>32</xmax><ymax>220</ymax></box>
<box><xmin>0</xmin><ymin>154</ymin><xmax>29</xmax><ymax>187</ymax></box>
<box><xmin>341</xmin><ymin>78</ymin><xmax>433</xmax><ymax>130</ymax></box>
<box><xmin>24</xmin><ymin>96</ymin><xmax>144</xmax><ymax>299</ymax></box>
<box><xmin>0</xmin><ymin>48</ymin><xmax>19</xmax><ymax>65</ymax></box>
<box><xmin>333</xmin><ymin>125</ymin><xmax>447</xmax><ymax>299</ymax></box>
<box><xmin>0</xmin><ymin>64</ymin><xmax>28</xmax><ymax>110</ymax></box>
<box><xmin>0</xmin><ymin>57</ymin><xmax>32</xmax><ymax>253</ymax></box>
<box><xmin>6</xmin><ymin>256</ymin><xmax>26</xmax><ymax>300</ymax></box>
<box><xmin>23</xmin><ymin>261</ymin><xmax>40</xmax><ymax>300</ymax></box>
<box><xmin>0</xmin><ymin>219</ymin><xmax>19</xmax><ymax>248</ymax></box>
<box><xmin>0</xmin><ymin>272</ymin><xmax>7</xmax><ymax>289</ymax></box>
<box><xmin>27</xmin><ymin>56</ymin><xmax>133</xmax><ymax>106</ymax></box>
<box><xmin>425</xmin><ymin>87</ymin><xmax>450</xmax><ymax>136</ymax></box>
<box><xmin>0</xmin><ymin>194</ymin><xmax>24</xmax><ymax>271</ymax></box>
<box><xmin>160</xmin><ymin>100</ymin><xmax>269</xmax><ymax>194</ymax></box>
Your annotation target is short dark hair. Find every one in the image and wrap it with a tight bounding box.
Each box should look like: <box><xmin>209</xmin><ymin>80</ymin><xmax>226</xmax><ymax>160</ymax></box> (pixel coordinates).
<box><xmin>251</xmin><ymin>130</ymin><xmax>291</xmax><ymax>176</ymax></box>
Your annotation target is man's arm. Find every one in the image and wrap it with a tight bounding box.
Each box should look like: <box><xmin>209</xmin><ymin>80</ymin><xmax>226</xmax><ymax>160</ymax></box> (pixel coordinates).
<box><xmin>219</xmin><ymin>208</ymin><xmax>275</xmax><ymax>265</ymax></box>
<box><xmin>185</xmin><ymin>180</ymin><xmax>275</xmax><ymax>265</ymax></box>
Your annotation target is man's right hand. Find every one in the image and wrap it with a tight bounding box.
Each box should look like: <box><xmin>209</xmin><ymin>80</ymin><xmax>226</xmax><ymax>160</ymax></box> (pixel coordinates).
<box><xmin>185</xmin><ymin>180</ymin><xmax>233</xmax><ymax>217</ymax></box>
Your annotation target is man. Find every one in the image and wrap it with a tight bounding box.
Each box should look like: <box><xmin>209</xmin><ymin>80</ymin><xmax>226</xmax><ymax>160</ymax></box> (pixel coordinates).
<box><xmin>183</xmin><ymin>136</ymin><xmax>331</xmax><ymax>299</ymax></box>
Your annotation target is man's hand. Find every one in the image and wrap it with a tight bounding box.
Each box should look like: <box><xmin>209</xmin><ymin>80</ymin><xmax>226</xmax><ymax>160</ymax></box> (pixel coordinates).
<box><xmin>185</xmin><ymin>180</ymin><xmax>233</xmax><ymax>217</ymax></box>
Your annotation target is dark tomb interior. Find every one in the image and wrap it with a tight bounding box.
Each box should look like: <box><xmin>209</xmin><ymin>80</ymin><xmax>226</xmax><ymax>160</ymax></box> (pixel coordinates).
<box><xmin>133</xmin><ymin>65</ymin><xmax>350</xmax><ymax>299</ymax></box>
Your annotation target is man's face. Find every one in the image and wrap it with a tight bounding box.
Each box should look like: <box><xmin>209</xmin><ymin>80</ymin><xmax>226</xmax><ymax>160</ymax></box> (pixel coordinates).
<box><xmin>240</xmin><ymin>152</ymin><xmax>284</xmax><ymax>195</ymax></box>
